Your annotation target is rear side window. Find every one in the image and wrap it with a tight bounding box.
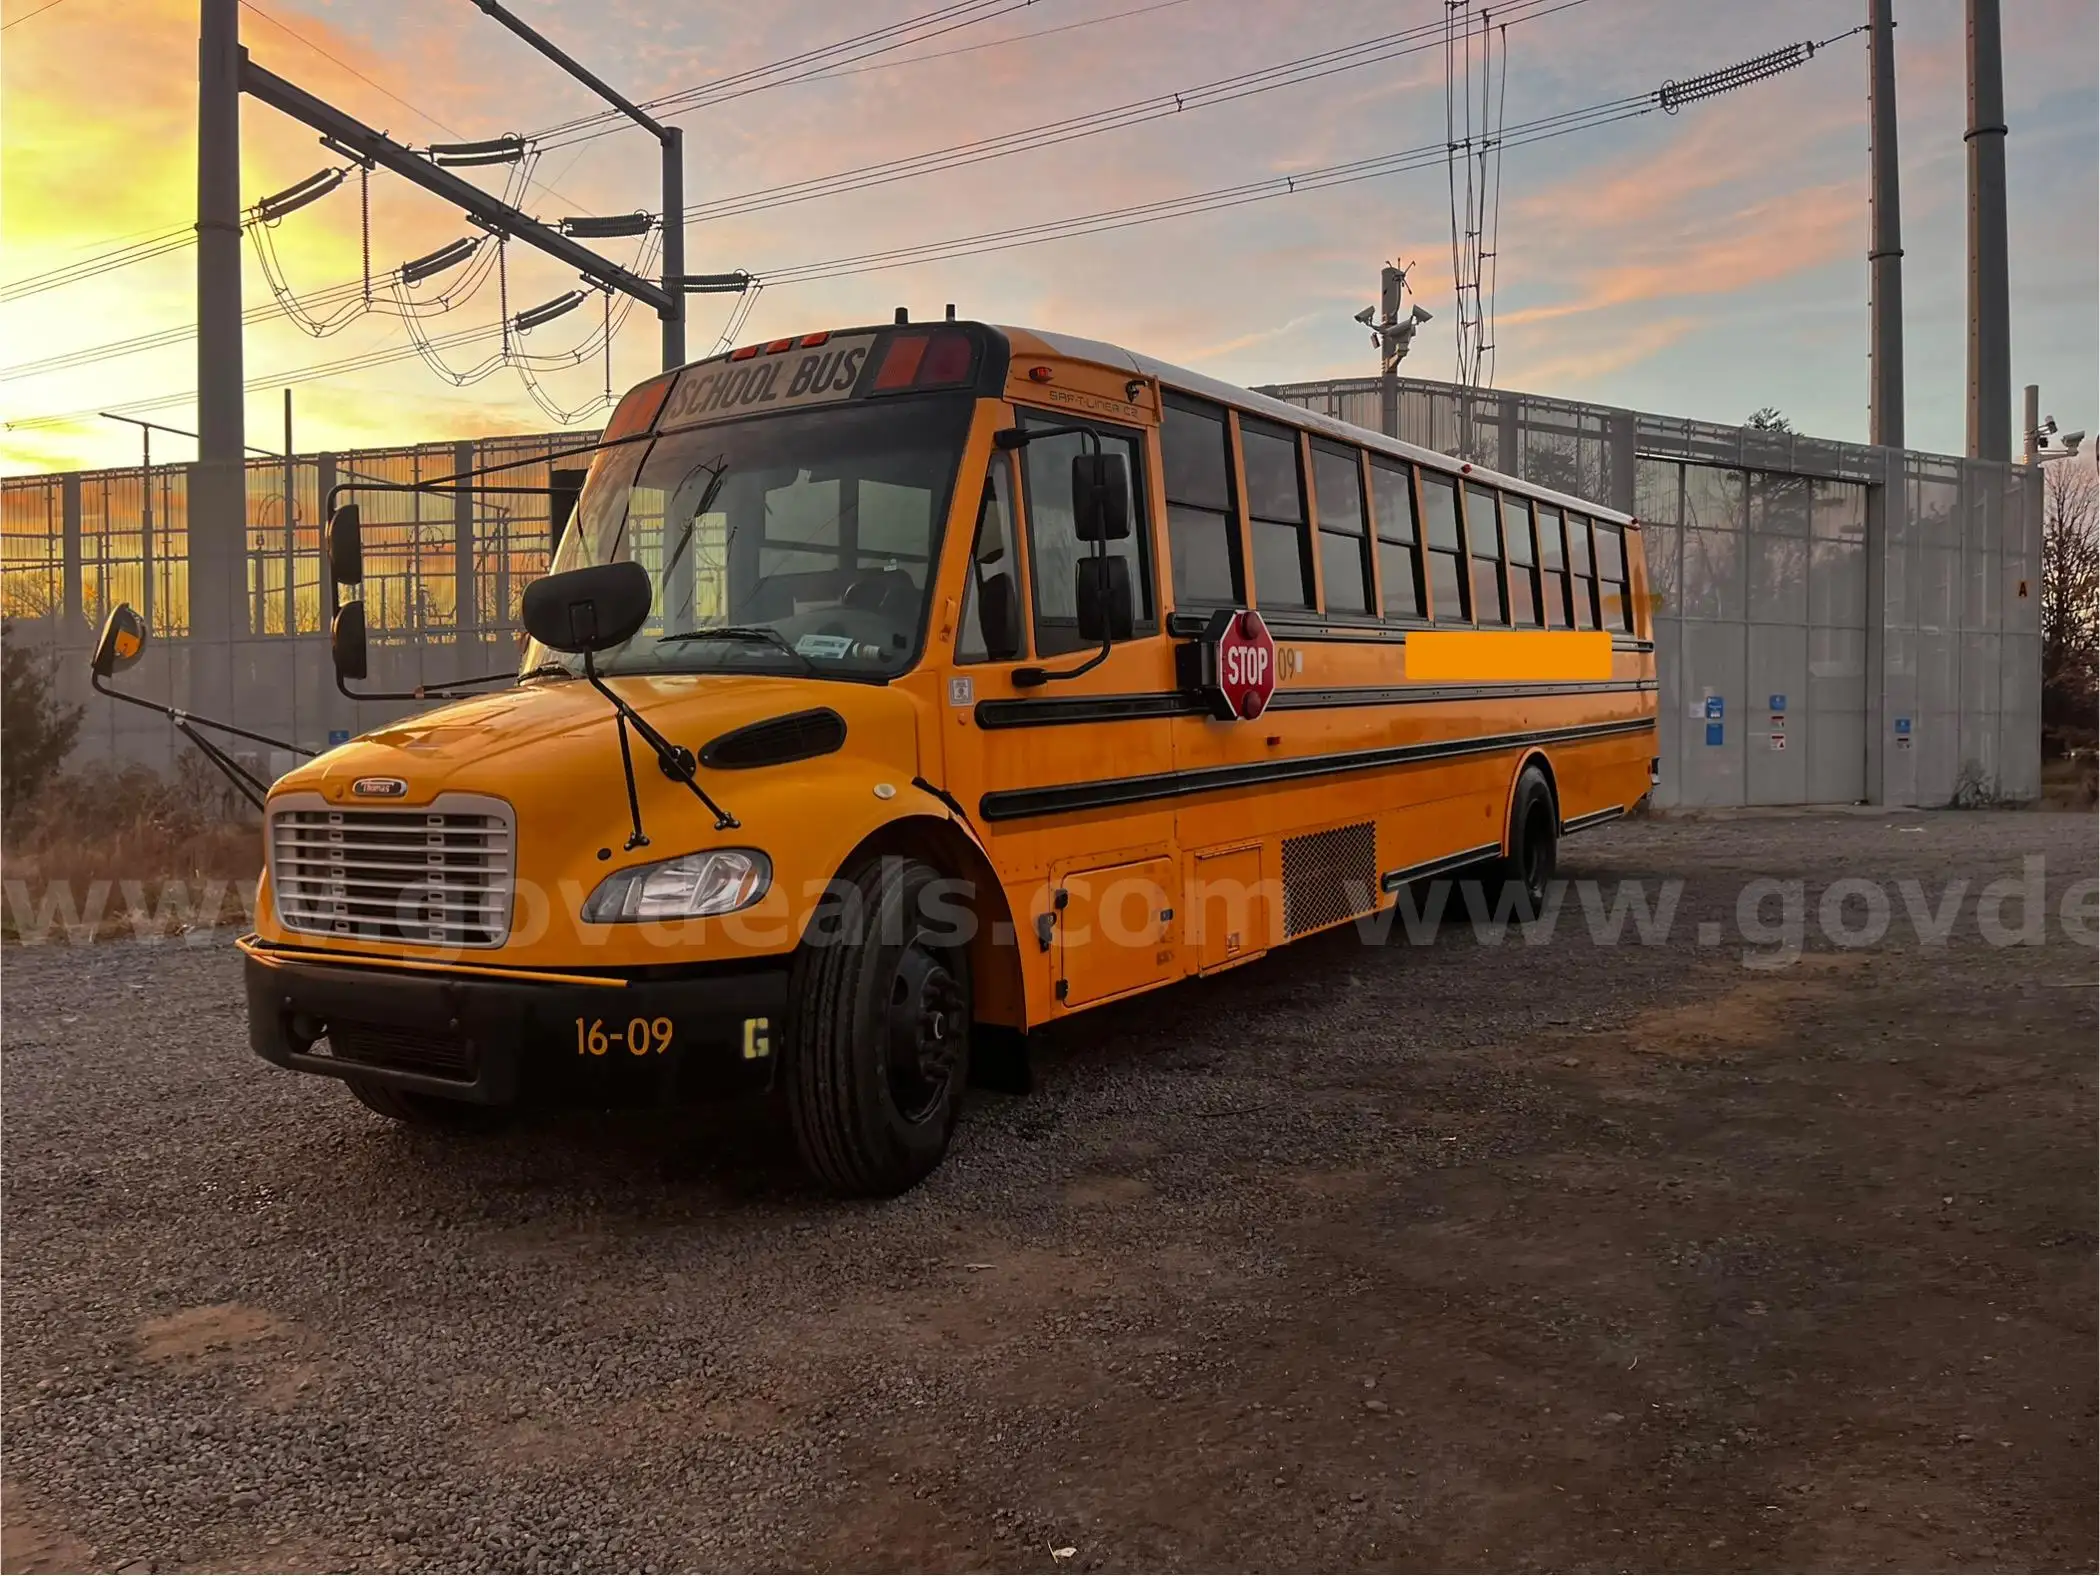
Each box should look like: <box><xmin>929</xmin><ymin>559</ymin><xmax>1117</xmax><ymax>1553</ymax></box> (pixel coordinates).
<box><xmin>1566</xmin><ymin>513</ymin><xmax>1599</xmax><ymax>629</ymax></box>
<box><xmin>1502</xmin><ymin>493</ymin><xmax>1541</xmax><ymax>627</ymax></box>
<box><xmin>1420</xmin><ymin>471</ymin><xmax>1468</xmax><ymax>621</ymax></box>
<box><xmin>1537</xmin><ymin>506</ymin><xmax>1571</xmax><ymax>628</ymax></box>
<box><xmin>1310</xmin><ymin>440</ymin><xmax>1371</xmax><ymax>616</ymax></box>
<box><xmin>1241</xmin><ymin>418</ymin><xmax>1312</xmax><ymax>610</ymax></box>
<box><xmin>1159</xmin><ymin>396</ymin><xmax>1242</xmax><ymax>607</ymax></box>
<box><xmin>1596</xmin><ymin>521</ymin><xmax>1634</xmax><ymax>632</ymax></box>
<box><xmin>1369</xmin><ymin>456</ymin><xmax>1423</xmax><ymax>620</ymax></box>
<box><xmin>1465</xmin><ymin>483</ymin><xmax>1507</xmax><ymax>626</ymax></box>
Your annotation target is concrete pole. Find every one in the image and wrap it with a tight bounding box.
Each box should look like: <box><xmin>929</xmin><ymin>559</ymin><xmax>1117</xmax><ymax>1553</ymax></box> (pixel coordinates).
<box><xmin>2022</xmin><ymin>382</ymin><xmax>2039</xmax><ymax>464</ymax></box>
<box><xmin>661</xmin><ymin>126</ymin><xmax>686</xmax><ymax>369</ymax></box>
<box><xmin>1867</xmin><ymin>0</ymin><xmax>1905</xmax><ymax>448</ymax></box>
<box><xmin>196</xmin><ymin>0</ymin><xmax>248</xmax><ymax>675</ymax></box>
<box><xmin>1965</xmin><ymin>0</ymin><xmax>2011</xmax><ymax>461</ymax></box>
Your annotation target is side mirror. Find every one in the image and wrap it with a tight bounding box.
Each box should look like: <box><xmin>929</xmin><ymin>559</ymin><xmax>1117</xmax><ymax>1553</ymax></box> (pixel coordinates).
<box><xmin>331</xmin><ymin>600</ymin><xmax>368</xmax><ymax>681</ymax></box>
<box><xmin>328</xmin><ymin>503</ymin><xmax>364</xmax><ymax>588</ymax></box>
<box><xmin>1071</xmin><ymin>452</ymin><xmax>1131</xmax><ymax>543</ymax></box>
<box><xmin>979</xmin><ymin>571</ymin><xmax>1022</xmax><ymax>662</ymax></box>
<box><xmin>521</xmin><ymin>560</ymin><xmax>653</xmax><ymax>655</ymax></box>
<box><xmin>90</xmin><ymin>603</ymin><xmax>147</xmax><ymax>679</ymax></box>
<box><xmin>1074</xmin><ymin>555</ymin><xmax>1133</xmax><ymax>644</ymax></box>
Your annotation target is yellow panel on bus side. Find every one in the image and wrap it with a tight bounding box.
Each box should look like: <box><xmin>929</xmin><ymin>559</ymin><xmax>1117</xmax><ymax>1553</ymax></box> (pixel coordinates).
<box><xmin>1187</xmin><ymin>845</ymin><xmax>1269</xmax><ymax>974</ymax></box>
<box><xmin>1054</xmin><ymin>856</ymin><xmax>1179</xmax><ymax>1010</ymax></box>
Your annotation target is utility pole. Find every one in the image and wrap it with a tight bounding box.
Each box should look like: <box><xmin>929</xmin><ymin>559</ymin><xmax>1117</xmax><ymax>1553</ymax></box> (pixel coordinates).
<box><xmin>1355</xmin><ymin>262</ymin><xmax>1431</xmax><ymax>440</ymax></box>
<box><xmin>1866</xmin><ymin>0</ymin><xmax>1904</xmax><ymax>448</ymax></box>
<box><xmin>197</xmin><ymin>0</ymin><xmax>246</xmax><ymax>650</ymax></box>
<box><xmin>661</xmin><ymin>127</ymin><xmax>685</xmax><ymax>367</ymax></box>
<box><xmin>1965</xmin><ymin>0</ymin><xmax>2010</xmax><ymax>460</ymax></box>
<box><xmin>469</xmin><ymin>0</ymin><xmax>688</xmax><ymax>369</ymax></box>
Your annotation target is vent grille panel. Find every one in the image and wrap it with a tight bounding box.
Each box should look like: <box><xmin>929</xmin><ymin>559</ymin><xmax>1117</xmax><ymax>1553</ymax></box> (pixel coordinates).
<box><xmin>270</xmin><ymin>796</ymin><xmax>514</xmax><ymax>948</ymax></box>
<box><xmin>326</xmin><ymin>1020</ymin><xmax>478</xmax><ymax>1081</ymax></box>
<box><xmin>700</xmin><ymin>708</ymin><xmax>847</xmax><ymax>770</ymax></box>
<box><xmin>1281</xmin><ymin>821</ymin><xmax>1378</xmax><ymax>938</ymax></box>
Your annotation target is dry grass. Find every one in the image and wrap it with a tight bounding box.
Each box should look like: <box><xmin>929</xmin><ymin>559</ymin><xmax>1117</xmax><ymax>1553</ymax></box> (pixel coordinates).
<box><xmin>1</xmin><ymin>756</ymin><xmax>262</xmax><ymax>945</ymax></box>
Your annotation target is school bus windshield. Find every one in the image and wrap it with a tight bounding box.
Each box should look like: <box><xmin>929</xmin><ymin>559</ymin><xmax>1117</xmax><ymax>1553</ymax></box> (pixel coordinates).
<box><xmin>520</xmin><ymin>394</ymin><xmax>975</xmax><ymax>682</ymax></box>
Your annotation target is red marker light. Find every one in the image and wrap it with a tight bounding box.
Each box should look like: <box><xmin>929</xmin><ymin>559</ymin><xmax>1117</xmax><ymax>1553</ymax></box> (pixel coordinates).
<box><xmin>1027</xmin><ymin>365</ymin><xmax>1053</xmax><ymax>383</ymax></box>
<box><xmin>798</xmin><ymin>331</ymin><xmax>830</xmax><ymax>347</ymax></box>
<box><xmin>602</xmin><ymin>374</ymin><xmax>673</xmax><ymax>440</ymax></box>
<box><xmin>765</xmin><ymin>337</ymin><xmax>795</xmax><ymax>354</ymax></box>
<box><xmin>874</xmin><ymin>333</ymin><xmax>928</xmax><ymax>390</ymax></box>
<box><xmin>921</xmin><ymin>331</ymin><xmax>972</xmax><ymax>384</ymax></box>
<box><xmin>729</xmin><ymin>344</ymin><xmax>759</xmax><ymax>361</ymax></box>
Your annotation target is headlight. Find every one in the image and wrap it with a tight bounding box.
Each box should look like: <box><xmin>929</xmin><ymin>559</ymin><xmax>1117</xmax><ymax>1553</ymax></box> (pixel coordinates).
<box><xmin>581</xmin><ymin>848</ymin><xmax>770</xmax><ymax>922</ymax></box>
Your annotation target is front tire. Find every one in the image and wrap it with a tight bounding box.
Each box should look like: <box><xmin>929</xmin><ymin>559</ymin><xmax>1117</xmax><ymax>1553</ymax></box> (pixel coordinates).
<box><xmin>345</xmin><ymin>1077</ymin><xmax>512</xmax><ymax>1131</ymax></box>
<box><xmin>784</xmin><ymin>855</ymin><xmax>972</xmax><ymax>1196</ymax></box>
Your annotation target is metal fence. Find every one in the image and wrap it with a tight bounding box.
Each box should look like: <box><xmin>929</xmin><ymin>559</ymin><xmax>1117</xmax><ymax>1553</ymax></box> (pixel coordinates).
<box><xmin>1260</xmin><ymin>376</ymin><xmax>2042</xmax><ymax>808</ymax></box>
<box><xmin>1</xmin><ymin>372</ymin><xmax>2044</xmax><ymax>806</ymax></box>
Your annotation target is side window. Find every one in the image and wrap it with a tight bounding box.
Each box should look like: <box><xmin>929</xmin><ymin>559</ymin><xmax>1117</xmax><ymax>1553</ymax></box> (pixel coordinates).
<box><xmin>1240</xmin><ymin>417</ymin><xmax>1313</xmax><ymax>611</ymax></box>
<box><xmin>1420</xmin><ymin>470</ymin><xmax>1469</xmax><ymax>622</ymax></box>
<box><xmin>1310</xmin><ymin>440</ymin><xmax>1371</xmax><ymax>616</ymax></box>
<box><xmin>1566</xmin><ymin>512</ymin><xmax>1599</xmax><ymax>629</ymax></box>
<box><xmin>956</xmin><ymin>454</ymin><xmax>1023</xmax><ymax>663</ymax></box>
<box><xmin>1501</xmin><ymin>493</ymin><xmax>1541</xmax><ymax>627</ymax></box>
<box><xmin>1020</xmin><ymin>415</ymin><xmax>1154</xmax><ymax>657</ymax></box>
<box><xmin>1160</xmin><ymin>395</ymin><xmax>1242</xmax><ymax>607</ymax></box>
<box><xmin>1369</xmin><ymin>456</ymin><xmax>1423</xmax><ymax>620</ymax></box>
<box><xmin>1465</xmin><ymin>483</ymin><xmax>1508</xmax><ymax>626</ymax></box>
<box><xmin>1595</xmin><ymin>521</ymin><xmax>1634</xmax><ymax>632</ymax></box>
<box><xmin>1537</xmin><ymin>505</ymin><xmax>1571</xmax><ymax>627</ymax></box>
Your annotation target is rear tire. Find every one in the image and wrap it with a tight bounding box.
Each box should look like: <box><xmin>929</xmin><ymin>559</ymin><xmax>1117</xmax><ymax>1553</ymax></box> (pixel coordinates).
<box><xmin>1490</xmin><ymin>764</ymin><xmax>1559</xmax><ymax>920</ymax></box>
<box><xmin>345</xmin><ymin>1077</ymin><xmax>512</xmax><ymax>1131</ymax></box>
<box><xmin>784</xmin><ymin>855</ymin><xmax>972</xmax><ymax>1196</ymax></box>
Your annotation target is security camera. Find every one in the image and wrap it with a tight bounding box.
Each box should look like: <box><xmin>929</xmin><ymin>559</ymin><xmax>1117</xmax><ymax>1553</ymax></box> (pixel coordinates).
<box><xmin>1353</xmin><ymin>306</ymin><xmax>1377</xmax><ymax>327</ymax></box>
<box><xmin>2061</xmin><ymin>430</ymin><xmax>2086</xmax><ymax>454</ymax></box>
<box><xmin>1410</xmin><ymin>303</ymin><xmax>1434</xmax><ymax>324</ymax></box>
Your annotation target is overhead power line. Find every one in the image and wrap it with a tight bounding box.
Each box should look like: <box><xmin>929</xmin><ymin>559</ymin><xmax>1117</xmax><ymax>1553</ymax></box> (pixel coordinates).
<box><xmin>1</xmin><ymin>0</ymin><xmax>1581</xmax><ymax>377</ymax></box>
<box><xmin>679</xmin><ymin>0</ymin><xmax>1589</xmax><ymax>227</ymax></box>
<box><xmin>5</xmin><ymin>27</ymin><xmax>1852</xmax><ymax>433</ymax></box>
<box><xmin>531</xmin><ymin>0</ymin><xmax>1042</xmax><ymax>149</ymax></box>
<box><xmin>0</xmin><ymin>0</ymin><xmax>73</xmax><ymax>31</ymax></box>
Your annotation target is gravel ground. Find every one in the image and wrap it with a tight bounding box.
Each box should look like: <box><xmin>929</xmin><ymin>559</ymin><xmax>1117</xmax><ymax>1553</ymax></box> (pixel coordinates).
<box><xmin>3</xmin><ymin>810</ymin><xmax>2094</xmax><ymax>1573</ymax></box>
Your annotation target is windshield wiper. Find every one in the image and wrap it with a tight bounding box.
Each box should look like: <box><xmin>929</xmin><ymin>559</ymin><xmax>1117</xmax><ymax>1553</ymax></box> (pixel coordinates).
<box><xmin>658</xmin><ymin>625</ymin><xmax>815</xmax><ymax>674</ymax></box>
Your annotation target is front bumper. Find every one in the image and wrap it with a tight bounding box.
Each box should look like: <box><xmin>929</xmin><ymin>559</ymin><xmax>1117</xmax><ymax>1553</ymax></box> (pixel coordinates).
<box><xmin>241</xmin><ymin>938</ymin><xmax>790</xmax><ymax>1106</ymax></box>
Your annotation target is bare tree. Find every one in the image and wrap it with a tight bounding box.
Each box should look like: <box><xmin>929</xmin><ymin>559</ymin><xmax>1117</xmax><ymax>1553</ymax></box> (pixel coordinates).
<box><xmin>2041</xmin><ymin>461</ymin><xmax>2099</xmax><ymax>742</ymax></box>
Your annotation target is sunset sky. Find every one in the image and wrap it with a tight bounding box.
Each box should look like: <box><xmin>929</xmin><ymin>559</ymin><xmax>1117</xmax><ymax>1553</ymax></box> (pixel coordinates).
<box><xmin>1</xmin><ymin>0</ymin><xmax>2093</xmax><ymax>477</ymax></box>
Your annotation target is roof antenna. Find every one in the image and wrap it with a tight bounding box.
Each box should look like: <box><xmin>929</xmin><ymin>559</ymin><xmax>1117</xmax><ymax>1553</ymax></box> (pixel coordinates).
<box><xmin>894</xmin><ymin>306</ymin><xmax>909</xmax><ymax>324</ymax></box>
<box><xmin>944</xmin><ymin>303</ymin><xmax>956</xmax><ymax>321</ymax></box>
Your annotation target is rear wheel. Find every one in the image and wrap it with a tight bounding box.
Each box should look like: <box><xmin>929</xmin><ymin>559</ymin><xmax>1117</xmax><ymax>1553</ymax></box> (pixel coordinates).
<box><xmin>784</xmin><ymin>855</ymin><xmax>972</xmax><ymax>1196</ymax></box>
<box><xmin>1491</xmin><ymin>763</ymin><xmax>1559</xmax><ymax>920</ymax></box>
<box><xmin>345</xmin><ymin>1077</ymin><xmax>512</xmax><ymax>1131</ymax></box>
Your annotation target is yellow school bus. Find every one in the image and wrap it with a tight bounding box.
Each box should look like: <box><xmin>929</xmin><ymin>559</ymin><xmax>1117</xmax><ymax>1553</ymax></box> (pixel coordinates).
<box><xmin>219</xmin><ymin>319</ymin><xmax>1654</xmax><ymax>1194</ymax></box>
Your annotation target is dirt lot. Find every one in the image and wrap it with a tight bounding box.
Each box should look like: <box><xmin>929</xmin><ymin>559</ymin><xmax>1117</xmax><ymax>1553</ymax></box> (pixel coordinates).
<box><xmin>3</xmin><ymin>810</ymin><xmax>2094</xmax><ymax>1573</ymax></box>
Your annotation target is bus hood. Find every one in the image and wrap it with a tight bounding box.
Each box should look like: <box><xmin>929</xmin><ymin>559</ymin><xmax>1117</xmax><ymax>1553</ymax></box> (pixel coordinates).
<box><xmin>280</xmin><ymin>674</ymin><xmax>921</xmax><ymax>805</ymax></box>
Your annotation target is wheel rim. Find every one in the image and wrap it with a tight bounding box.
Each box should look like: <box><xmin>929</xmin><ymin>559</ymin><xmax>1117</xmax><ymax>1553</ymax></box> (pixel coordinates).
<box><xmin>884</xmin><ymin>935</ymin><xmax>965</xmax><ymax>1126</ymax></box>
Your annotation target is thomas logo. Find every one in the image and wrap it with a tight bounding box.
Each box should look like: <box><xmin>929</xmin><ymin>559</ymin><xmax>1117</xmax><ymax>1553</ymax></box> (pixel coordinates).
<box><xmin>350</xmin><ymin>777</ymin><xmax>409</xmax><ymax>798</ymax></box>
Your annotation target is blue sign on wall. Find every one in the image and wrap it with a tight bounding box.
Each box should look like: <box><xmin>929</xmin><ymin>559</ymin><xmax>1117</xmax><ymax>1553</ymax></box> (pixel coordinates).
<box><xmin>327</xmin><ymin>729</ymin><xmax>351</xmax><ymax>748</ymax></box>
<box><xmin>1769</xmin><ymin>693</ymin><xmax>1787</xmax><ymax>712</ymax></box>
<box><xmin>1893</xmin><ymin>716</ymin><xmax>1912</xmax><ymax>736</ymax></box>
<box><xmin>1704</xmin><ymin>694</ymin><xmax>1725</xmax><ymax>720</ymax></box>
<box><xmin>1705</xmin><ymin>721</ymin><xmax>1725</xmax><ymax>747</ymax></box>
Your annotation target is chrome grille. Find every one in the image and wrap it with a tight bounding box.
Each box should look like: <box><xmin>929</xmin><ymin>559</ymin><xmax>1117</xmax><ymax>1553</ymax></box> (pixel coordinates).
<box><xmin>269</xmin><ymin>794</ymin><xmax>514</xmax><ymax>948</ymax></box>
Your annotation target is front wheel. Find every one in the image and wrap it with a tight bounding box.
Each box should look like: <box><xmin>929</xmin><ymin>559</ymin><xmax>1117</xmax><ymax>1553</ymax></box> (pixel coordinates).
<box><xmin>784</xmin><ymin>855</ymin><xmax>972</xmax><ymax>1196</ymax></box>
